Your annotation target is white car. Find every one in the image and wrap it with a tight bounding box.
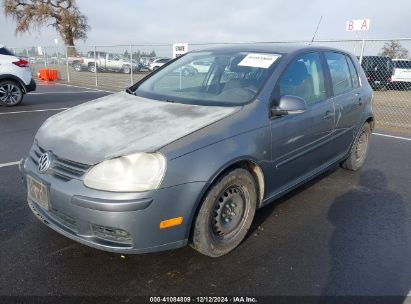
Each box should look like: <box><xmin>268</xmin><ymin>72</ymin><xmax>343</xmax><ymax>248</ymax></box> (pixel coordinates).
<box><xmin>190</xmin><ymin>60</ymin><xmax>212</xmax><ymax>73</ymax></box>
<box><xmin>0</xmin><ymin>45</ymin><xmax>36</xmax><ymax>106</ymax></box>
<box><xmin>149</xmin><ymin>58</ymin><xmax>171</xmax><ymax>71</ymax></box>
<box><xmin>391</xmin><ymin>59</ymin><xmax>411</xmax><ymax>89</ymax></box>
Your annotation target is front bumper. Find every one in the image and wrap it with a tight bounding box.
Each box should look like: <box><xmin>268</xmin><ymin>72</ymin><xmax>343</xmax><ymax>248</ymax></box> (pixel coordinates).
<box><xmin>20</xmin><ymin>157</ymin><xmax>206</xmax><ymax>254</ymax></box>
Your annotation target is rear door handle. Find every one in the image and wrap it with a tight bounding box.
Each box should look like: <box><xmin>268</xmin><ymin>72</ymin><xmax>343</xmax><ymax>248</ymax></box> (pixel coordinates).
<box><xmin>324</xmin><ymin>110</ymin><xmax>334</xmax><ymax>120</ymax></box>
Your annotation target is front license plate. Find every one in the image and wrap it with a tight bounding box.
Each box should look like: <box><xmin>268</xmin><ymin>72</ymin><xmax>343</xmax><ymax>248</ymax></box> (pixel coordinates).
<box><xmin>27</xmin><ymin>175</ymin><xmax>49</xmax><ymax>210</ymax></box>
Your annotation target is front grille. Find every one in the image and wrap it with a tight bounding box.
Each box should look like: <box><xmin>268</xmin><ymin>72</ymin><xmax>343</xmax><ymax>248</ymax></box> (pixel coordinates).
<box><xmin>30</xmin><ymin>144</ymin><xmax>90</xmax><ymax>181</ymax></box>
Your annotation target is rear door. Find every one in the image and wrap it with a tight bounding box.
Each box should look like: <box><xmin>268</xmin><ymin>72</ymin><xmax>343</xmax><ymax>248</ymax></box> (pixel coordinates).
<box><xmin>0</xmin><ymin>47</ymin><xmax>15</xmax><ymax>74</ymax></box>
<box><xmin>324</xmin><ymin>52</ymin><xmax>364</xmax><ymax>155</ymax></box>
<box><xmin>268</xmin><ymin>52</ymin><xmax>336</xmax><ymax>195</ymax></box>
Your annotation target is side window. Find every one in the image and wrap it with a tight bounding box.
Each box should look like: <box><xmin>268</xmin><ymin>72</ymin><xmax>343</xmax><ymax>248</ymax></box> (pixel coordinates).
<box><xmin>325</xmin><ymin>52</ymin><xmax>353</xmax><ymax>95</ymax></box>
<box><xmin>346</xmin><ymin>56</ymin><xmax>360</xmax><ymax>88</ymax></box>
<box><xmin>279</xmin><ymin>52</ymin><xmax>326</xmax><ymax>105</ymax></box>
<box><xmin>0</xmin><ymin>47</ymin><xmax>14</xmax><ymax>56</ymax></box>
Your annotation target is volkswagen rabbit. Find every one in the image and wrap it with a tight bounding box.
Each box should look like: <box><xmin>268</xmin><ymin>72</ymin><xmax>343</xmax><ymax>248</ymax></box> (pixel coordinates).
<box><xmin>21</xmin><ymin>44</ymin><xmax>373</xmax><ymax>257</ymax></box>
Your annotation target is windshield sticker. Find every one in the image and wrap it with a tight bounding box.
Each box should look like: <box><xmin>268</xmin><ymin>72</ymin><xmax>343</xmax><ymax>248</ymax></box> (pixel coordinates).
<box><xmin>238</xmin><ymin>53</ymin><xmax>281</xmax><ymax>69</ymax></box>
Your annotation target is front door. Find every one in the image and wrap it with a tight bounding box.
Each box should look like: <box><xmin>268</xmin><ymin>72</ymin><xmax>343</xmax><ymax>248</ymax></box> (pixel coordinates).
<box><xmin>268</xmin><ymin>52</ymin><xmax>336</xmax><ymax>198</ymax></box>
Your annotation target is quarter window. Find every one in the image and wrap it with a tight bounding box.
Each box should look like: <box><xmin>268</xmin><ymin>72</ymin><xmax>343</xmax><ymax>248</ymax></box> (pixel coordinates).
<box><xmin>325</xmin><ymin>52</ymin><xmax>353</xmax><ymax>95</ymax></box>
<box><xmin>346</xmin><ymin>56</ymin><xmax>360</xmax><ymax>88</ymax></box>
<box><xmin>279</xmin><ymin>52</ymin><xmax>326</xmax><ymax>105</ymax></box>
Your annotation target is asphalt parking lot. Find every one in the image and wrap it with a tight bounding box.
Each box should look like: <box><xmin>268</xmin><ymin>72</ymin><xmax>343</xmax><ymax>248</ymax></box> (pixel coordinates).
<box><xmin>0</xmin><ymin>82</ymin><xmax>410</xmax><ymax>299</ymax></box>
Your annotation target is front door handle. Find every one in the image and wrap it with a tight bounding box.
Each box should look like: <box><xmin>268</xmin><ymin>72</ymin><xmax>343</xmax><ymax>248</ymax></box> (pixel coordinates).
<box><xmin>324</xmin><ymin>110</ymin><xmax>334</xmax><ymax>120</ymax></box>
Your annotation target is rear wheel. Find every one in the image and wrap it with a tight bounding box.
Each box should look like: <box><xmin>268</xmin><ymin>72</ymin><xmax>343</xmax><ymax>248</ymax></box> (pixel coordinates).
<box><xmin>341</xmin><ymin>123</ymin><xmax>371</xmax><ymax>171</ymax></box>
<box><xmin>73</xmin><ymin>62</ymin><xmax>82</xmax><ymax>72</ymax></box>
<box><xmin>191</xmin><ymin>168</ymin><xmax>257</xmax><ymax>257</ymax></box>
<box><xmin>0</xmin><ymin>80</ymin><xmax>24</xmax><ymax>106</ymax></box>
<box><xmin>88</xmin><ymin>64</ymin><xmax>97</xmax><ymax>73</ymax></box>
<box><xmin>122</xmin><ymin>65</ymin><xmax>131</xmax><ymax>74</ymax></box>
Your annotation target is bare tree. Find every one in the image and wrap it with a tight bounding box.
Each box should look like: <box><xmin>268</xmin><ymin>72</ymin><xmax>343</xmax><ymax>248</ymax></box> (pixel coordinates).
<box><xmin>379</xmin><ymin>40</ymin><xmax>409</xmax><ymax>59</ymax></box>
<box><xmin>3</xmin><ymin>0</ymin><xmax>90</xmax><ymax>56</ymax></box>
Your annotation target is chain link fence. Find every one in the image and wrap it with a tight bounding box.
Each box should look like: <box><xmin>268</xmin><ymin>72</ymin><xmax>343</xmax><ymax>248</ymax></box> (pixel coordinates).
<box><xmin>10</xmin><ymin>39</ymin><xmax>411</xmax><ymax>130</ymax></box>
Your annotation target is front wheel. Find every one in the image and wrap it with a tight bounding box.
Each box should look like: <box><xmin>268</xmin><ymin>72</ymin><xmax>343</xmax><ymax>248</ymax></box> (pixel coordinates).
<box><xmin>191</xmin><ymin>168</ymin><xmax>257</xmax><ymax>257</ymax></box>
<box><xmin>0</xmin><ymin>80</ymin><xmax>24</xmax><ymax>106</ymax></box>
<box><xmin>340</xmin><ymin>123</ymin><xmax>371</xmax><ymax>171</ymax></box>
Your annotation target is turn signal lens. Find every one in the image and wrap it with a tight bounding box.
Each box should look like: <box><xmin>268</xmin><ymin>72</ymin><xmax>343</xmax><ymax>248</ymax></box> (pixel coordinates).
<box><xmin>160</xmin><ymin>217</ymin><xmax>183</xmax><ymax>229</ymax></box>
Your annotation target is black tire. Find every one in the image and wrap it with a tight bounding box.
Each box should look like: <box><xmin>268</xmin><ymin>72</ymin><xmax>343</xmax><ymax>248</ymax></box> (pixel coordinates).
<box><xmin>88</xmin><ymin>64</ymin><xmax>97</xmax><ymax>73</ymax></box>
<box><xmin>191</xmin><ymin>168</ymin><xmax>257</xmax><ymax>257</ymax></box>
<box><xmin>73</xmin><ymin>63</ymin><xmax>82</xmax><ymax>72</ymax></box>
<box><xmin>182</xmin><ymin>68</ymin><xmax>190</xmax><ymax>77</ymax></box>
<box><xmin>122</xmin><ymin>65</ymin><xmax>131</xmax><ymax>74</ymax></box>
<box><xmin>341</xmin><ymin>123</ymin><xmax>371</xmax><ymax>171</ymax></box>
<box><xmin>0</xmin><ymin>80</ymin><xmax>24</xmax><ymax>107</ymax></box>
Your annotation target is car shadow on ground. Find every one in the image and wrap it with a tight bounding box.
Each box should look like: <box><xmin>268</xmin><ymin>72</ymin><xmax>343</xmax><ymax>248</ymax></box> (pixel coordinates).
<box><xmin>321</xmin><ymin>169</ymin><xmax>411</xmax><ymax>299</ymax></box>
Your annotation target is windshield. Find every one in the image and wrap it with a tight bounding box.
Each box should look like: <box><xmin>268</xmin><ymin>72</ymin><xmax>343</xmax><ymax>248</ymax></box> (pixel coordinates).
<box><xmin>132</xmin><ymin>51</ymin><xmax>281</xmax><ymax>106</ymax></box>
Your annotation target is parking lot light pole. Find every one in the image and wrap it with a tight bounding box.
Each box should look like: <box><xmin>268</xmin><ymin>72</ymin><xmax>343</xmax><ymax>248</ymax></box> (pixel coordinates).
<box><xmin>130</xmin><ymin>44</ymin><xmax>133</xmax><ymax>85</ymax></box>
<box><xmin>43</xmin><ymin>47</ymin><xmax>47</xmax><ymax>68</ymax></box>
<box><xmin>65</xmin><ymin>46</ymin><xmax>70</xmax><ymax>82</ymax></box>
<box><xmin>94</xmin><ymin>46</ymin><xmax>98</xmax><ymax>86</ymax></box>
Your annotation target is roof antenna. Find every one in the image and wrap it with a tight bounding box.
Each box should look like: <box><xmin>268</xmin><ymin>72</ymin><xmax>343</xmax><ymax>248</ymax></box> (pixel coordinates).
<box><xmin>310</xmin><ymin>16</ymin><xmax>323</xmax><ymax>45</ymax></box>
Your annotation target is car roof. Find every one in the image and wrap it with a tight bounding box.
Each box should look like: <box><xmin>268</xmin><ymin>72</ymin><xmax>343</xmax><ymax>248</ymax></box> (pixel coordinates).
<box><xmin>190</xmin><ymin>43</ymin><xmax>349</xmax><ymax>55</ymax></box>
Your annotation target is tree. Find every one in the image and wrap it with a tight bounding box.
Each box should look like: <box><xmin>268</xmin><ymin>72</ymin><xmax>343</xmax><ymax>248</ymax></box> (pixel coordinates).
<box><xmin>3</xmin><ymin>0</ymin><xmax>90</xmax><ymax>56</ymax></box>
<box><xmin>379</xmin><ymin>40</ymin><xmax>409</xmax><ymax>59</ymax></box>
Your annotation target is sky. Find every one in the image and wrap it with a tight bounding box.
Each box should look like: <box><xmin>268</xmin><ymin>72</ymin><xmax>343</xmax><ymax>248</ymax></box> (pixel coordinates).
<box><xmin>0</xmin><ymin>0</ymin><xmax>410</xmax><ymax>49</ymax></box>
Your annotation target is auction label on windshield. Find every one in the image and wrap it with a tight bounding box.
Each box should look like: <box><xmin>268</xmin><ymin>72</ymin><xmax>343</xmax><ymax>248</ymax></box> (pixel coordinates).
<box><xmin>238</xmin><ymin>53</ymin><xmax>281</xmax><ymax>68</ymax></box>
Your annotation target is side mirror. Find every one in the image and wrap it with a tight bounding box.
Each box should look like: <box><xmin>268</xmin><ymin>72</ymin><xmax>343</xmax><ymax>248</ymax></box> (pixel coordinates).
<box><xmin>271</xmin><ymin>95</ymin><xmax>307</xmax><ymax>117</ymax></box>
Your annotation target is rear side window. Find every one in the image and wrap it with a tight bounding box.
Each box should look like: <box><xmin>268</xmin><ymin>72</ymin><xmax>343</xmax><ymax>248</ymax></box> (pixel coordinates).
<box><xmin>0</xmin><ymin>47</ymin><xmax>14</xmax><ymax>56</ymax></box>
<box><xmin>278</xmin><ymin>52</ymin><xmax>326</xmax><ymax>105</ymax></box>
<box><xmin>346</xmin><ymin>56</ymin><xmax>360</xmax><ymax>88</ymax></box>
<box><xmin>325</xmin><ymin>52</ymin><xmax>352</xmax><ymax>95</ymax></box>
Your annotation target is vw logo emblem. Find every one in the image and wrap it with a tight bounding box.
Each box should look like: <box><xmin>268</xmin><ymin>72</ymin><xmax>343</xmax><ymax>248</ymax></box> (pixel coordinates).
<box><xmin>38</xmin><ymin>152</ymin><xmax>52</xmax><ymax>173</ymax></box>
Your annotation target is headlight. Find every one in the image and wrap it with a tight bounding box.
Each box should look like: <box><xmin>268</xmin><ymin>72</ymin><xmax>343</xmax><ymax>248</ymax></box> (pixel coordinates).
<box><xmin>84</xmin><ymin>153</ymin><xmax>166</xmax><ymax>192</ymax></box>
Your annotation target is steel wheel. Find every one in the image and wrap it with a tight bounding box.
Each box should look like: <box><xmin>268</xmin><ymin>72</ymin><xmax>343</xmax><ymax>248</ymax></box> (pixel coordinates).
<box><xmin>353</xmin><ymin>130</ymin><xmax>369</xmax><ymax>167</ymax></box>
<box><xmin>211</xmin><ymin>185</ymin><xmax>248</xmax><ymax>241</ymax></box>
<box><xmin>191</xmin><ymin>168</ymin><xmax>257</xmax><ymax>257</ymax></box>
<box><xmin>341</xmin><ymin>123</ymin><xmax>371</xmax><ymax>171</ymax></box>
<box><xmin>0</xmin><ymin>81</ymin><xmax>23</xmax><ymax>106</ymax></box>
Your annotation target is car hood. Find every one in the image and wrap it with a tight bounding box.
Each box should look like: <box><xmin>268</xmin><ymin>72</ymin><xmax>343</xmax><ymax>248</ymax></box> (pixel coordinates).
<box><xmin>35</xmin><ymin>91</ymin><xmax>240</xmax><ymax>165</ymax></box>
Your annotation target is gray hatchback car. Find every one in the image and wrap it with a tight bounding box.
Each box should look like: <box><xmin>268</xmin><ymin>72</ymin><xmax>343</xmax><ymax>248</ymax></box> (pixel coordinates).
<box><xmin>21</xmin><ymin>44</ymin><xmax>373</xmax><ymax>257</ymax></box>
